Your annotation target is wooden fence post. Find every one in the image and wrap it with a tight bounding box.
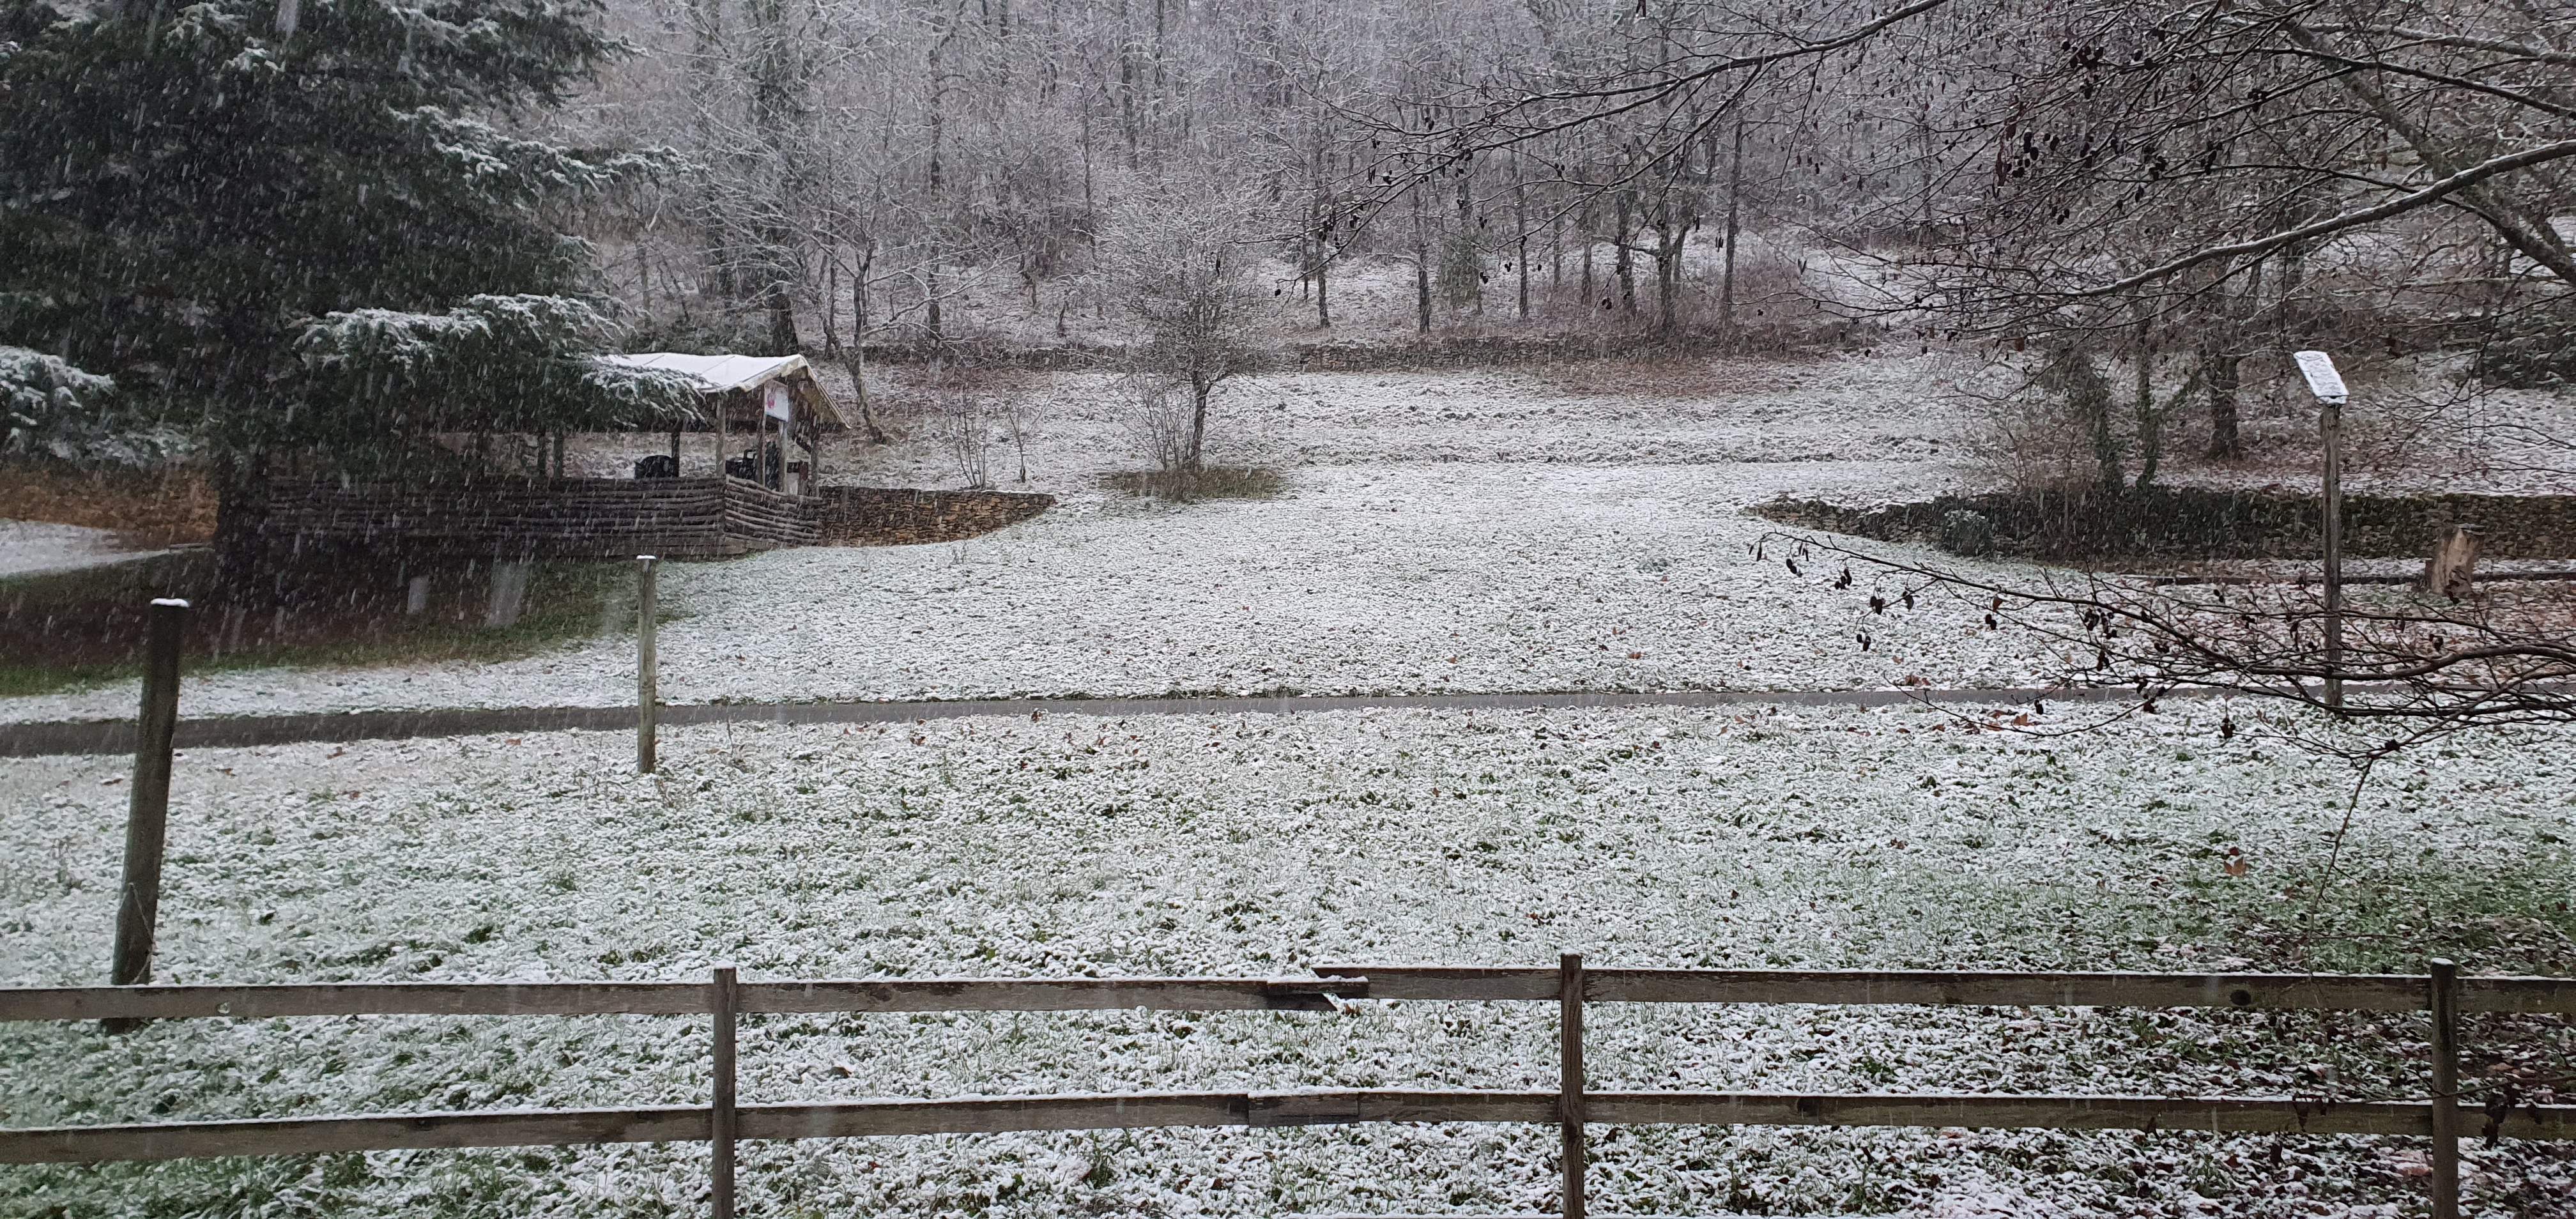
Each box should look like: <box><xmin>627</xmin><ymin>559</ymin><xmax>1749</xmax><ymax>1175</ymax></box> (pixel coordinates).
<box><xmin>637</xmin><ymin>556</ymin><xmax>659</xmax><ymax>775</ymax></box>
<box><xmin>107</xmin><ymin>599</ymin><xmax>187</xmax><ymax>1023</ymax></box>
<box><xmin>712</xmin><ymin>963</ymin><xmax>737</xmax><ymax>1219</ymax></box>
<box><xmin>1560</xmin><ymin>951</ymin><xmax>1585</xmax><ymax>1219</ymax></box>
<box><xmin>2430</xmin><ymin>957</ymin><xmax>2460</xmax><ymax>1219</ymax></box>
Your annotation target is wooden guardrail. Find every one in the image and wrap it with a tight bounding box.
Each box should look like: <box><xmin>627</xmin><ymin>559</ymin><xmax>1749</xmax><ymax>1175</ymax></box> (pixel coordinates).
<box><xmin>4</xmin><ymin>962</ymin><xmax>2569</xmax><ymax>1219</ymax></box>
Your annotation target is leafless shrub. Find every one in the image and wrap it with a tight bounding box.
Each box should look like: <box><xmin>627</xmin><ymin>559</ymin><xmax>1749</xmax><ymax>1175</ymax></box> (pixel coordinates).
<box><xmin>934</xmin><ymin>387</ymin><xmax>999</xmax><ymax>489</ymax></box>
<box><xmin>1119</xmin><ymin>371</ymin><xmax>1197</xmax><ymax>473</ymax></box>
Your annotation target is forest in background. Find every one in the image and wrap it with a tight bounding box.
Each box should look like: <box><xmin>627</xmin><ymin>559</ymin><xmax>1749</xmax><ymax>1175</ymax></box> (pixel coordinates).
<box><xmin>3</xmin><ymin>0</ymin><xmax>2569</xmax><ymax>494</ymax></box>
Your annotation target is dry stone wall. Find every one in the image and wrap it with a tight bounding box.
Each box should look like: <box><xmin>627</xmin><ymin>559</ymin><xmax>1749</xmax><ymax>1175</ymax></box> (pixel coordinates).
<box><xmin>813</xmin><ymin>488</ymin><xmax>1056</xmax><ymax>546</ymax></box>
<box><xmin>220</xmin><ymin>479</ymin><xmax>1053</xmax><ymax>565</ymax></box>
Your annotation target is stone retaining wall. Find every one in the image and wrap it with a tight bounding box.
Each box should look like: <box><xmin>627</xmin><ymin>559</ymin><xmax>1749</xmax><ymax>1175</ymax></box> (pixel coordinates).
<box><xmin>220</xmin><ymin>479</ymin><xmax>1054</xmax><ymax>564</ymax></box>
<box><xmin>1755</xmin><ymin>488</ymin><xmax>2576</xmax><ymax>560</ymax></box>
<box><xmin>222</xmin><ymin>477</ymin><xmax>747</xmax><ymax>563</ymax></box>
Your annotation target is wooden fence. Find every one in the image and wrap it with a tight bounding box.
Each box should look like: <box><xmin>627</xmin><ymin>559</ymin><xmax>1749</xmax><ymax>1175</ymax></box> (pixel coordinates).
<box><xmin>6</xmin><ymin>962</ymin><xmax>2573</xmax><ymax>1218</ymax></box>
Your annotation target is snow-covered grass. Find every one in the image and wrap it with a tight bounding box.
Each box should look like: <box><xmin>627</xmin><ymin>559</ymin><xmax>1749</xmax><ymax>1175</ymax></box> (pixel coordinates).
<box><xmin>4</xmin><ymin>702</ymin><xmax>2573</xmax><ymax>1216</ymax></box>
<box><xmin>6</xmin><ymin>353</ymin><xmax>2573</xmax><ymax>1213</ymax></box>
<box><xmin>0</xmin><ymin>356</ymin><xmax>2011</xmax><ymax>723</ymax></box>
<box><xmin>8</xmin><ymin>351</ymin><xmax>2567</xmax><ymax>724</ymax></box>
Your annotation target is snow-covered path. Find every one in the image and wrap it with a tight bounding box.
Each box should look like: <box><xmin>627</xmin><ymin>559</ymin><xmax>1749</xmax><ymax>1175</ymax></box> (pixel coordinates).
<box><xmin>0</xmin><ymin>519</ymin><xmax>164</xmax><ymax>579</ymax></box>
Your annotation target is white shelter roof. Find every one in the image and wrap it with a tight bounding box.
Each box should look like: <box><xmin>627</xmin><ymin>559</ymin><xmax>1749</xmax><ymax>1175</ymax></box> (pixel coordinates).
<box><xmin>599</xmin><ymin>352</ymin><xmax>811</xmax><ymax>394</ymax></box>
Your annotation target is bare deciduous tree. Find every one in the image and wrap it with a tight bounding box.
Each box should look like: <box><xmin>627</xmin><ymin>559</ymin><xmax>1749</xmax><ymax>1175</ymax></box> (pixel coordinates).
<box><xmin>1103</xmin><ymin>181</ymin><xmax>1268</xmax><ymax>470</ymax></box>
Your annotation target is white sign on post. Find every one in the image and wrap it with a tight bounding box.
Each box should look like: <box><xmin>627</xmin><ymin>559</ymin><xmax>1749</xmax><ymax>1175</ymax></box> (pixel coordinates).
<box><xmin>2292</xmin><ymin>350</ymin><xmax>2347</xmax><ymax>404</ymax></box>
<box><xmin>763</xmin><ymin>381</ymin><xmax>792</xmax><ymax>420</ymax></box>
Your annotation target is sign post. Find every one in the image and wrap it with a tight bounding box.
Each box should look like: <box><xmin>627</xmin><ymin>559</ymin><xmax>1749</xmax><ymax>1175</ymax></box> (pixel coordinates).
<box><xmin>2292</xmin><ymin>350</ymin><xmax>2348</xmax><ymax>710</ymax></box>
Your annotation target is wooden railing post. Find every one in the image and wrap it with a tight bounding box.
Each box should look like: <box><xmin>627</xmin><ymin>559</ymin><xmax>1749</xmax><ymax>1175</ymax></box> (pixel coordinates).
<box><xmin>711</xmin><ymin>964</ymin><xmax>737</xmax><ymax>1219</ymax></box>
<box><xmin>1560</xmin><ymin>951</ymin><xmax>1585</xmax><ymax>1219</ymax></box>
<box><xmin>2430</xmin><ymin>958</ymin><xmax>2460</xmax><ymax>1219</ymax></box>
<box><xmin>636</xmin><ymin>555</ymin><xmax>659</xmax><ymax>774</ymax></box>
<box><xmin>107</xmin><ymin>598</ymin><xmax>187</xmax><ymax>1027</ymax></box>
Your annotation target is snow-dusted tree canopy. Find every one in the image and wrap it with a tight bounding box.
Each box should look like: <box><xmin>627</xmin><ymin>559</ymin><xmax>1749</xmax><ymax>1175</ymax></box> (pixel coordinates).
<box><xmin>0</xmin><ymin>0</ymin><xmax>670</xmax><ymax>469</ymax></box>
<box><xmin>295</xmin><ymin>295</ymin><xmax>702</xmax><ymax>436</ymax></box>
<box><xmin>0</xmin><ymin>344</ymin><xmax>139</xmax><ymax>461</ymax></box>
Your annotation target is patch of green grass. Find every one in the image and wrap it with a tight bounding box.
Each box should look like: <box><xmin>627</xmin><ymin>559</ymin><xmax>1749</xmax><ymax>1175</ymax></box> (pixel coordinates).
<box><xmin>1098</xmin><ymin>465</ymin><xmax>1284</xmax><ymax>503</ymax></box>
<box><xmin>0</xmin><ymin>553</ymin><xmax>637</xmax><ymax>698</ymax></box>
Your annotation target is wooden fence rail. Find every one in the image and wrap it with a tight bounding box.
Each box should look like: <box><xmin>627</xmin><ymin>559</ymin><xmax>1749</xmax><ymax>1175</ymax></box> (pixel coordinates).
<box><xmin>8</xmin><ymin>1091</ymin><xmax>2572</xmax><ymax>1167</ymax></box>
<box><xmin>0</xmin><ymin>977</ymin><xmax>1357</xmax><ymax>1022</ymax></box>
<box><xmin>4</xmin><ymin>962</ymin><xmax>2566</xmax><ymax>1218</ymax></box>
<box><xmin>11</xmin><ymin>969</ymin><xmax>2573</xmax><ymax>1023</ymax></box>
<box><xmin>1312</xmin><ymin>964</ymin><xmax>2576</xmax><ymax>1013</ymax></box>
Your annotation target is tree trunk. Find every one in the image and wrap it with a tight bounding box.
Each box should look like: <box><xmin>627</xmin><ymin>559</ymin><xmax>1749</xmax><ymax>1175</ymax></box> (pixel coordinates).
<box><xmin>1312</xmin><ymin>109</ymin><xmax>1332</xmax><ymax>328</ymax></box>
<box><xmin>2201</xmin><ymin>339</ymin><xmax>2241</xmax><ymax>459</ymax></box>
<box><xmin>2133</xmin><ymin>344</ymin><xmax>2162</xmax><ymax>493</ymax></box>
<box><xmin>1614</xmin><ymin>190</ymin><xmax>1637</xmax><ymax>317</ymax></box>
<box><xmin>1317</xmin><ymin>250</ymin><xmax>1332</xmax><ymax>328</ymax></box>
<box><xmin>1580</xmin><ymin>218</ymin><xmax>1595</xmax><ymax>307</ymax></box>
<box><xmin>836</xmin><ymin>241</ymin><xmax>887</xmax><ymax>444</ymax></box>
<box><xmin>1720</xmin><ymin>113</ymin><xmax>1745</xmax><ymax>338</ymax></box>
<box><xmin>1514</xmin><ymin>171</ymin><xmax>1530</xmax><ymax>320</ymax></box>
<box><xmin>1455</xmin><ymin>168</ymin><xmax>1480</xmax><ymax>315</ymax></box>
<box><xmin>765</xmin><ymin>281</ymin><xmax>800</xmax><ymax>356</ymax></box>
<box><xmin>1655</xmin><ymin>218</ymin><xmax>1685</xmax><ymax>340</ymax></box>
<box><xmin>1186</xmin><ymin>378</ymin><xmax>1210</xmax><ymax>470</ymax></box>
<box><xmin>1411</xmin><ymin>185</ymin><xmax>1432</xmax><ymax>335</ymax></box>
<box><xmin>925</xmin><ymin>23</ymin><xmax>948</xmax><ymax>346</ymax></box>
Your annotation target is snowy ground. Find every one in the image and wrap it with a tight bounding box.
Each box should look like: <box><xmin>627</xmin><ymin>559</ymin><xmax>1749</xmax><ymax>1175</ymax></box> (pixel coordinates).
<box><xmin>0</xmin><ymin>519</ymin><xmax>165</xmax><ymax>580</ymax></box>
<box><xmin>6</xmin><ymin>353</ymin><xmax>2576</xmax><ymax>1214</ymax></box>
<box><xmin>12</xmin><ymin>348</ymin><xmax>2571</xmax><ymax>725</ymax></box>
<box><xmin>2</xmin><ymin>355</ymin><xmax>2021</xmax><ymax>723</ymax></box>
<box><xmin>4</xmin><ymin>702</ymin><xmax>2573</xmax><ymax>1216</ymax></box>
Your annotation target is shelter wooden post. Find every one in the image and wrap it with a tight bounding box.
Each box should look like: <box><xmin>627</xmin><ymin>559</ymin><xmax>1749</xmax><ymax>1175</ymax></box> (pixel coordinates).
<box><xmin>636</xmin><ymin>556</ymin><xmax>659</xmax><ymax>774</ymax></box>
<box><xmin>1560</xmin><ymin>951</ymin><xmax>1586</xmax><ymax>1219</ymax></box>
<box><xmin>2430</xmin><ymin>958</ymin><xmax>2460</xmax><ymax>1218</ymax></box>
<box><xmin>712</xmin><ymin>965</ymin><xmax>738</xmax><ymax>1219</ymax></box>
<box><xmin>109</xmin><ymin>599</ymin><xmax>187</xmax><ymax>1013</ymax></box>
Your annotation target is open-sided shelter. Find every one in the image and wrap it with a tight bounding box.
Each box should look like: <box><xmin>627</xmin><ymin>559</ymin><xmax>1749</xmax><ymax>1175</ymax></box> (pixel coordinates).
<box><xmin>599</xmin><ymin>353</ymin><xmax>843</xmax><ymax>493</ymax></box>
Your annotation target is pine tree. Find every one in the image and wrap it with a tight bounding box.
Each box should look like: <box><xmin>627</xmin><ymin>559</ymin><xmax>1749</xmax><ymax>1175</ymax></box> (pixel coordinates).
<box><xmin>0</xmin><ymin>0</ymin><xmax>694</xmax><ymax>471</ymax></box>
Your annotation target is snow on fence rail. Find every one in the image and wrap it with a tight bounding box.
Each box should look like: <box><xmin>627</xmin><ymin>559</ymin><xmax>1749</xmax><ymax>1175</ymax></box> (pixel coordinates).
<box><xmin>4</xmin><ymin>962</ymin><xmax>2571</xmax><ymax>1218</ymax></box>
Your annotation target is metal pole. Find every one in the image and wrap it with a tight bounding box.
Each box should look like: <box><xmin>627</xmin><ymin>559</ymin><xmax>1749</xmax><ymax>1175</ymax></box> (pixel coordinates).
<box><xmin>2322</xmin><ymin>399</ymin><xmax>2344</xmax><ymax>710</ymax></box>
<box><xmin>108</xmin><ymin>599</ymin><xmax>187</xmax><ymax>1016</ymax></box>
<box><xmin>637</xmin><ymin>555</ymin><xmax>659</xmax><ymax>774</ymax></box>
<box><xmin>2430</xmin><ymin>957</ymin><xmax>2460</xmax><ymax>1219</ymax></box>
<box><xmin>712</xmin><ymin>964</ymin><xmax>737</xmax><ymax>1219</ymax></box>
<box><xmin>1560</xmin><ymin>951</ymin><xmax>1586</xmax><ymax>1219</ymax></box>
